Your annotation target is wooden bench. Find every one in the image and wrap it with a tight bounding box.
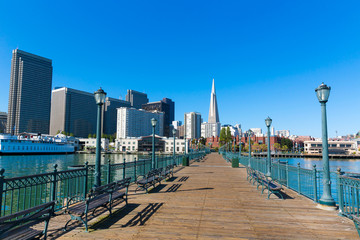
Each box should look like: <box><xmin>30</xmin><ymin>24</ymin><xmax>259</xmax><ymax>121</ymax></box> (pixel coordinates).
<box><xmin>135</xmin><ymin>168</ymin><xmax>162</xmax><ymax>193</ymax></box>
<box><xmin>161</xmin><ymin>164</ymin><xmax>174</xmax><ymax>181</ymax></box>
<box><xmin>260</xmin><ymin>175</ymin><xmax>285</xmax><ymax>200</ymax></box>
<box><xmin>64</xmin><ymin>177</ymin><xmax>131</xmax><ymax>232</ymax></box>
<box><xmin>0</xmin><ymin>200</ymin><xmax>55</xmax><ymax>240</ymax></box>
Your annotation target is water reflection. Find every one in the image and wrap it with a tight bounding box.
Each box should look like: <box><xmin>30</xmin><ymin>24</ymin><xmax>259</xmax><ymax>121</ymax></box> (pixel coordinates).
<box><xmin>0</xmin><ymin>153</ymin><xmax>152</xmax><ymax>178</ymax></box>
<box><xmin>276</xmin><ymin>158</ymin><xmax>360</xmax><ymax>173</ymax></box>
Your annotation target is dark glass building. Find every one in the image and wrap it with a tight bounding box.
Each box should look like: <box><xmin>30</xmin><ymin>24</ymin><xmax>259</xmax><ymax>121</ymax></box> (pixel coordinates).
<box><xmin>125</xmin><ymin>90</ymin><xmax>148</xmax><ymax>109</ymax></box>
<box><xmin>6</xmin><ymin>49</ymin><xmax>53</xmax><ymax>135</ymax></box>
<box><xmin>49</xmin><ymin>87</ymin><xmax>130</xmax><ymax>137</ymax></box>
<box><xmin>141</xmin><ymin>98</ymin><xmax>175</xmax><ymax>137</ymax></box>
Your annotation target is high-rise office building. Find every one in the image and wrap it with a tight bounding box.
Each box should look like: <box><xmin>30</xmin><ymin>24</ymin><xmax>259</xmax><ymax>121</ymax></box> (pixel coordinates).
<box><xmin>116</xmin><ymin>107</ymin><xmax>164</xmax><ymax>138</ymax></box>
<box><xmin>0</xmin><ymin>112</ymin><xmax>7</xmax><ymax>133</ymax></box>
<box><xmin>125</xmin><ymin>90</ymin><xmax>148</xmax><ymax>109</ymax></box>
<box><xmin>201</xmin><ymin>79</ymin><xmax>221</xmax><ymax>138</ymax></box>
<box><xmin>49</xmin><ymin>87</ymin><xmax>130</xmax><ymax>137</ymax></box>
<box><xmin>184</xmin><ymin>112</ymin><xmax>202</xmax><ymax>139</ymax></box>
<box><xmin>142</xmin><ymin>98</ymin><xmax>175</xmax><ymax>137</ymax></box>
<box><xmin>6</xmin><ymin>49</ymin><xmax>53</xmax><ymax>135</ymax></box>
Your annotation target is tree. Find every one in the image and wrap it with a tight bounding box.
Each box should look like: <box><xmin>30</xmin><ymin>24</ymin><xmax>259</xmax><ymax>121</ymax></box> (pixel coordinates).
<box><xmin>70</xmin><ymin>133</ymin><xmax>74</xmax><ymax>137</ymax></box>
<box><xmin>281</xmin><ymin>145</ymin><xmax>288</xmax><ymax>152</ymax></box>
<box><xmin>273</xmin><ymin>143</ymin><xmax>281</xmax><ymax>152</ymax></box>
<box><xmin>219</xmin><ymin>128</ymin><xmax>226</xmax><ymax>146</ymax></box>
<box><xmin>226</xmin><ymin>127</ymin><xmax>232</xmax><ymax>144</ymax></box>
<box><xmin>259</xmin><ymin>144</ymin><xmax>267</xmax><ymax>152</ymax></box>
<box><xmin>88</xmin><ymin>133</ymin><xmax>92</xmax><ymax>138</ymax></box>
<box><xmin>280</xmin><ymin>138</ymin><xmax>293</xmax><ymax>151</ymax></box>
<box><xmin>253</xmin><ymin>143</ymin><xmax>260</xmax><ymax>152</ymax></box>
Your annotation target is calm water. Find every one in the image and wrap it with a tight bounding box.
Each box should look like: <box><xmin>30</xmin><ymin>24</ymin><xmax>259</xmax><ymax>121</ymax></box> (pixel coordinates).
<box><xmin>1</xmin><ymin>154</ymin><xmax>360</xmax><ymax>178</ymax></box>
<box><xmin>0</xmin><ymin>154</ymin><xmax>150</xmax><ymax>178</ymax></box>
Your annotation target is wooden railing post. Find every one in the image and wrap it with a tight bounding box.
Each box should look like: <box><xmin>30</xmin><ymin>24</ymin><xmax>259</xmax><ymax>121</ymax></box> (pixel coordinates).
<box><xmin>0</xmin><ymin>169</ymin><xmax>5</xmax><ymax>216</ymax></box>
<box><xmin>51</xmin><ymin>164</ymin><xmax>58</xmax><ymax>202</ymax></box>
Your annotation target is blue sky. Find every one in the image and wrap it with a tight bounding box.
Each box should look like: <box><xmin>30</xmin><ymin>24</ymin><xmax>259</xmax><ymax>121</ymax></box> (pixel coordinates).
<box><xmin>0</xmin><ymin>1</ymin><xmax>359</xmax><ymax>138</ymax></box>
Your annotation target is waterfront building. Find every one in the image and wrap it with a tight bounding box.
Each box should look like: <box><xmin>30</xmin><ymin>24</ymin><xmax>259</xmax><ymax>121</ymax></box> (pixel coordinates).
<box><xmin>276</xmin><ymin>130</ymin><xmax>290</xmax><ymax>138</ymax></box>
<box><xmin>234</xmin><ymin>124</ymin><xmax>242</xmax><ymax>137</ymax></box>
<box><xmin>125</xmin><ymin>90</ymin><xmax>148</xmax><ymax>109</ymax></box>
<box><xmin>78</xmin><ymin>138</ymin><xmax>109</xmax><ymax>151</ymax></box>
<box><xmin>116</xmin><ymin>107</ymin><xmax>164</xmax><ymax>138</ymax></box>
<box><xmin>201</xmin><ymin>122</ymin><xmax>221</xmax><ymax>138</ymax></box>
<box><xmin>115</xmin><ymin>136</ymin><xmax>187</xmax><ymax>153</ymax></box>
<box><xmin>184</xmin><ymin>112</ymin><xmax>202</xmax><ymax>139</ymax></box>
<box><xmin>304</xmin><ymin>140</ymin><xmax>358</xmax><ymax>155</ymax></box>
<box><xmin>142</xmin><ymin>98</ymin><xmax>175</xmax><ymax>137</ymax></box>
<box><xmin>250</xmin><ymin>128</ymin><xmax>263</xmax><ymax>137</ymax></box>
<box><xmin>0</xmin><ymin>112</ymin><xmax>7</xmax><ymax>133</ymax></box>
<box><xmin>50</xmin><ymin>87</ymin><xmax>131</xmax><ymax>137</ymax></box>
<box><xmin>221</xmin><ymin>124</ymin><xmax>240</xmax><ymax>137</ymax></box>
<box><xmin>7</xmin><ymin>49</ymin><xmax>53</xmax><ymax>135</ymax></box>
<box><xmin>178</xmin><ymin>125</ymin><xmax>184</xmax><ymax>138</ymax></box>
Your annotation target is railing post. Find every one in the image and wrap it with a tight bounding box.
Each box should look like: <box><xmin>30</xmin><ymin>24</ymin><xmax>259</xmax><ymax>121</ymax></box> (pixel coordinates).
<box><xmin>107</xmin><ymin>159</ymin><xmax>111</xmax><ymax>184</ymax></box>
<box><xmin>313</xmin><ymin>164</ymin><xmax>318</xmax><ymax>202</ymax></box>
<box><xmin>134</xmin><ymin>157</ymin><xmax>137</xmax><ymax>182</ymax></box>
<box><xmin>277</xmin><ymin>160</ymin><xmax>280</xmax><ymax>181</ymax></box>
<box><xmin>123</xmin><ymin>158</ymin><xmax>126</xmax><ymax>180</ymax></box>
<box><xmin>51</xmin><ymin>164</ymin><xmax>58</xmax><ymax>202</ymax></box>
<box><xmin>297</xmin><ymin>162</ymin><xmax>301</xmax><ymax>194</ymax></box>
<box><xmin>337</xmin><ymin>168</ymin><xmax>344</xmax><ymax>215</ymax></box>
<box><xmin>84</xmin><ymin>162</ymin><xmax>88</xmax><ymax>200</ymax></box>
<box><xmin>285</xmin><ymin>161</ymin><xmax>289</xmax><ymax>187</ymax></box>
<box><xmin>0</xmin><ymin>169</ymin><xmax>4</xmax><ymax>216</ymax></box>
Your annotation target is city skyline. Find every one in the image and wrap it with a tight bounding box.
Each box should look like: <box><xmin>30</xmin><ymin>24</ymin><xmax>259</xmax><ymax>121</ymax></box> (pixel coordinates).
<box><xmin>0</xmin><ymin>1</ymin><xmax>360</xmax><ymax>138</ymax></box>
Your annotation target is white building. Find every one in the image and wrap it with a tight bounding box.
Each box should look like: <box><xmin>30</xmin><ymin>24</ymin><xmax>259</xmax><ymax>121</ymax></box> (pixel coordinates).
<box><xmin>78</xmin><ymin>138</ymin><xmax>109</xmax><ymax>151</ymax></box>
<box><xmin>271</xmin><ymin>126</ymin><xmax>275</xmax><ymax>136</ymax></box>
<box><xmin>234</xmin><ymin>124</ymin><xmax>242</xmax><ymax>137</ymax></box>
<box><xmin>304</xmin><ymin>140</ymin><xmax>357</xmax><ymax>155</ymax></box>
<box><xmin>184</xmin><ymin>112</ymin><xmax>202</xmax><ymax>139</ymax></box>
<box><xmin>116</xmin><ymin>107</ymin><xmax>164</xmax><ymax>138</ymax></box>
<box><xmin>172</xmin><ymin>120</ymin><xmax>182</xmax><ymax>130</ymax></box>
<box><xmin>250</xmin><ymin>128</ymin><xmax>263</xmax><ymax>137</ymax></box>
<box><xmin>115</xmin><ymin>137</ymin><xmax>140</xmax><ymax>152</ymax></box>
<box><xmin>276</xmin><ymin>130</ymin><xmax>290</xmax><ymax>138</ymax></box>
<box><xmin>201</xmin><ymin>122</ymin><xmax>221</xmax><ymax>138</ymax></box>
<box><xmin>221</xmin><ymin>125</ymin><xmax>239</xmax><ymax>137</ymax></box>
<box><xmin>164</xmin><ymin>138</ymin><xmax>187</xmax><ymax>153</ymax></box>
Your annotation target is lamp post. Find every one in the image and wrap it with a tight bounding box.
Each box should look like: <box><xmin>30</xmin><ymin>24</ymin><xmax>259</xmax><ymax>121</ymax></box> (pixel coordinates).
<box><xmin>151</xmin><ymin>118</ymin><xmax>157</xmax><ymax>169</ymax></box>
<box><xmin>173</xmin><ymin>128</ymin><xmax>176</xmax><ymax>164</ymax></box>
<box><xmin>94</xmin><ymin>87</ymin><xmax>106</xmax><ymax>187</ymax></box>
<box><xmin>265</xmin><ymin>117</ymin><xmax>272</xmax><ymax>176</ymax></box>
<box><xmin>248</xmin><ymin>130</ymin><xmax>252</xmax><ymax>167</ymax></box>
<box><xmin>316</xmin><ymin>83</ymin><xmax>336</xmax><ymax>209</ymax></box>
<box><xmin>239</xmin><ymin>141</ymin><xmax>242</xmax><ymax>159</ymax></box>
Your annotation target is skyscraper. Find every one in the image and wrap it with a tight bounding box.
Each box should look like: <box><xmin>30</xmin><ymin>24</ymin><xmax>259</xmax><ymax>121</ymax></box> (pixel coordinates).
<box><xmin>142</xmin><ymin>98</ymin><xmax>175</xmax><ymax>137</ymax></box>
<box><xmin>208</xmin><ymin>78</ymin><xmax>220</xmax><ymax>124</ymax></box>
<box><xmin>184</xmin><ymin>112</ymin><xmax>202</xmax><ymax>139</ymax></box>
<box><xmin>125</xmin><ymin>90</ymin><xmax>148</xmax><ymax>109</ymax></box>
<box><xmin>7</xmin><ymin>49</ymin><xmax>53</xmax><ymax>135</ymax></box>
<box><xmin>201</xmin><ymin>79</ymin><xmax>221</xmax><ymax>138</ymax></box>
<box><xmin>49</xmin><ymin>87</ymin><xmax>131</xmax><ymax>137</ymax></box>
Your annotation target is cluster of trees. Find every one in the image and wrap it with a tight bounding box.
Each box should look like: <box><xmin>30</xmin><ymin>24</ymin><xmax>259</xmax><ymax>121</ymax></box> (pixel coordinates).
<box><xmin>273</xmin><ymin>138</ymin><xmax>293</xmax><ymax>152</ymax></box>
<box><xmin>87</xmin><ymin>133</ymin><xmax>116</xmax><ymax>142</ymax></box>
<box><xmin>219</xmin><ymin>127</ymin><xmax>232</xmax><ymax>146</ymax></box>
<box><xmin>56</xmin><ymin>130</ymin><xmax>74</xmax><ymax>137</ymax></box>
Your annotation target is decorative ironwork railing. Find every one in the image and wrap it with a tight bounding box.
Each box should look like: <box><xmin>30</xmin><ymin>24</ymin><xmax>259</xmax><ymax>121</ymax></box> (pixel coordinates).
<box><xmin>0</xmin><ymin>151</ymin><xmax>208</xmax><ymax>217</ymax></box>
<box><xmin>221</xmin><ymin>151</ymin><xmax>340</xmax><ymax>204</ymax></box>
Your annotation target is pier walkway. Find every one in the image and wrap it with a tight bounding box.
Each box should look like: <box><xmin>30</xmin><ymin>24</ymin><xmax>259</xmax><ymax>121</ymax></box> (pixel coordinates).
<box><xmin>58</xmin><ymin>153</ymin><xmax>358</xmax><ymax>239</ymax></box>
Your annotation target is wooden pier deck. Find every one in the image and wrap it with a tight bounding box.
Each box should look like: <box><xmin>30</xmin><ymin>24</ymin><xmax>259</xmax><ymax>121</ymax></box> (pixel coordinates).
<box><xmin>57</xmin><ymin>153</ymin><xmax>358</xmax><ymax>239</ymax></box>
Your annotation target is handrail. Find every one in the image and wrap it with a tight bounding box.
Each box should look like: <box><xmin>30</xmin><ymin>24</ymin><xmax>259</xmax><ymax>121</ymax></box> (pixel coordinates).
<box><xmin>0</xmin><ymin>151</ymin><xmax>208</xmax><ymax>217</ymax></box>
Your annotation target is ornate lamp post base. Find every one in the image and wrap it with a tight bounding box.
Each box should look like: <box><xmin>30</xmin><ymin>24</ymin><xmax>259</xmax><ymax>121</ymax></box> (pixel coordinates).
<box><xmin>316</xmin><ymin>203</ymin><xmax>337</xmax><ymax>211</ymax></box>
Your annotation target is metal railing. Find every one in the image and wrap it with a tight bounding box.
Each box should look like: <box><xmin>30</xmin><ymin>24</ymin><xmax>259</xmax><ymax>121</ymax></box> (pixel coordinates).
<box><xmin>0</xmin><ymin>151</ymin><xmax>207</xmax><ymax>217</ymax></box>
<box><xmin>221</xmin><ymin>151</ymin><xmax>340</xmax><ymax>204</ymax></box>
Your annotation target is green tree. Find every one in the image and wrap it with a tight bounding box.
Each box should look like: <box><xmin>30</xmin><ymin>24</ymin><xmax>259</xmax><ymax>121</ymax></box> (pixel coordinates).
<box><xmin>273</xmin><ymin>143</ymin><xmax>281</xmax><ymax>152</ymax></box>
<box><xmin>70</xmin><ymin>133</ymin><xmax>74</xmax><ymax>137</ymax></box>
<box><xmin>88</xmin><ymin>133</ymin><xmax>92</xmax><ymax>138</ymax></box>
<box><xmin>280</xmin><ymin>138</ymin><xmax>293</xmax><ymax>151</ymax></box>
<box><xmin>226</xmin><ymin>127</ymin><xmax>232</xmax><ymax>143</ymax></box>
<box><xmin>253</xmin><ymin>143</ymin><xmax>260</xmax><ymax>152</ymax></box>
<box><xmin>219</xmin><ymin>128</ymin><xmax>226</xmax><ymax>146</ymax></box>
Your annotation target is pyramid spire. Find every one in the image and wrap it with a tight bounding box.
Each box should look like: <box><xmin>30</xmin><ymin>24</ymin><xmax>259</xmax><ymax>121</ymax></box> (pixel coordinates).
<box><xmin>208</xmin><ymin>78</ymin><xmax>220</xmax><ymax>123</ymax></box>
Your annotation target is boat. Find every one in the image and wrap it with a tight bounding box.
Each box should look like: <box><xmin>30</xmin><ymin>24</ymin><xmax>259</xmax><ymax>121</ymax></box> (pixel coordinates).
<box><xmin>0</xmin><ymin>133</ymin><xmax>76</xmax><ymax>155</ymax></box>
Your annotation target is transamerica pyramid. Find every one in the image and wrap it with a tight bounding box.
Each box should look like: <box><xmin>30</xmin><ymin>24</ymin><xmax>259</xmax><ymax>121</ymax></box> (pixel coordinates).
<box><xmin>208</xmin><ymin>78</ymin><xmax>220</xmax><ymax>123</ymax></box>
